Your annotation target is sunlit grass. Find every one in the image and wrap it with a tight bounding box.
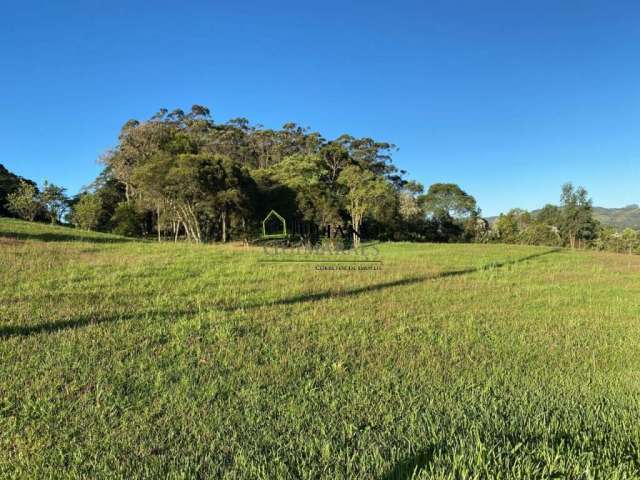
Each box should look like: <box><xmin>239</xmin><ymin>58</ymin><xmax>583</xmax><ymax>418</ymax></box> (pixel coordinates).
<box><xmin>1</xmin><ymin>218</ymin><xmax>639</xmax><ymax>478</ymax></box>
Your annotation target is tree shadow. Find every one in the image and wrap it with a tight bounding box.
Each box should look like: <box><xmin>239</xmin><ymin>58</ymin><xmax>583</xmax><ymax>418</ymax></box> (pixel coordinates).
<box><xmin>250</xmin><ymin>248</ymin><xmax>561</xmax><ymax>310</ymax></box>
<box><xmin>1</xmin><ymin>249</ymin><xmax>560</xmax><ymax>339</ymax></box>
<box><xmin>0</xmin><ymin>308</ymin><xmax>196</xmax><ymax>339</ymax></box>
<box><xmin>381</xmin><ymin>445</ymin><xmax>437</xmax><ymax>480</ymax></box>
<box><xmin>0</xmin><ymin>230</ymin><xmax>134</xmax><ymax>244</ymax></box>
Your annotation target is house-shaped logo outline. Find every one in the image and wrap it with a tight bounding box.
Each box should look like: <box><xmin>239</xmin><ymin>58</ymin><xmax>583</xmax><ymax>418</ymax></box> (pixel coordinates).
<box><xmin>262</xmin><ymin>210</ymin><xmax>287</xmax><ymax>238</ymax></box>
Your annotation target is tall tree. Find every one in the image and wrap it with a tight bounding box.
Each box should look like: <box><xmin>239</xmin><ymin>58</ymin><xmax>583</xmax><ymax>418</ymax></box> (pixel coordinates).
<box><xmin>131</xmin><ymin>152</ymin><xmax>173</xmax><ymax>241</ymax></box>
<box><xmin>210</xmin><ymin>156</ymin><xmax>256</xmax><ymax>243</ymax></box>
<box><xmin>421</xmin><ymin>183</ymin><xmax>478</xmax><ymax>220</ymax></box>
<box><xmin>493</xmin><ymin>209</ymin><xmax>533</xmax><ymax>244</ymax></box>
<box><xmin>420</xmin><ymin>183</ymin><xmax>479</xmax><ymax>241</ymax></box>
<box><xmin>337</xmin><ymin>165</ymin><xmax>394</xmax><ymax>248</ymax></box>
<box><xmin>560</xmin><ymin>183</ymin><xmax>597</xmax><ymax>248</ymax></box>
<box><xmin>41</xmin><ymin>181</ymin><xmax>69</xmax><ymax>224</ymax></box>
<box><xmin>91</xmin><ymin>104</ymin><xmax>413</xmax><ymax>243</ymax></box>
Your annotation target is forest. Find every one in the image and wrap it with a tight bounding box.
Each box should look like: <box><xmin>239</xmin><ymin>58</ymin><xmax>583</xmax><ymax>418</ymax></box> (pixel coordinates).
<box><xmin>1</xmin><ymin>105</ymin><xmax>639</xmax><ymax>254</ymax></box>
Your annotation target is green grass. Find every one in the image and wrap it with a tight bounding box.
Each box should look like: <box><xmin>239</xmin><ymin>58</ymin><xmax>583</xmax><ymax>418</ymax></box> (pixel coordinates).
<box><xmin>1</xmin><ymin>217</ymin><xmax>639</xmax><ymax>479</ymax></box>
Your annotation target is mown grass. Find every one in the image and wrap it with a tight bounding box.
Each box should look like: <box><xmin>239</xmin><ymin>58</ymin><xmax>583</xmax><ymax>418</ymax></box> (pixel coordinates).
<box><xmin>1</xmin><ymin>217</ymin><xmax>639</xmax><ymax>479</ymax></box>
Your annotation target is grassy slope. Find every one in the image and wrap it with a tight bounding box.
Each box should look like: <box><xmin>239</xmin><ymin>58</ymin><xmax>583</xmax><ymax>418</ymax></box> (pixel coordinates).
<box><xmin>1</xmin><ymin>218</ymin><xmax>639</xmax><ymax>479</ymax></box>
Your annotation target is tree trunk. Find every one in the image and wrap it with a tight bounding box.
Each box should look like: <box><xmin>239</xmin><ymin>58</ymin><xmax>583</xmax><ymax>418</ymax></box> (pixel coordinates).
<box><xmin>352</xmin><ymin>213</ymin><xmax>362</xmax><ymax>249</ymax></box>
<box><xmin>221</xmin><ymin>210</ymin><xmax>227</xmax><ymax>243</ymax></box>
<box><xmin>223</xmin><ymin>219</ymin><xmax>227</xmax><ymax>243</ymax></box>
<box><xmin>157</xmin><ymin>206</ymin><xmax>162</xmax><ymax>242</ymax></box>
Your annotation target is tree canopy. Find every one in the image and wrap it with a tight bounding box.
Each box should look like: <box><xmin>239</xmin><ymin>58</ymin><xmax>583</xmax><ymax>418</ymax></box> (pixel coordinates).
<box><xmin>90</xmin><ymin>105</ymin><xmax>421</xmax><ymax>244</ymax></box>
<box><xmin>4</xmin><ymin>105</ymin><xmax>630</xmax><ymax>254</ymax></box>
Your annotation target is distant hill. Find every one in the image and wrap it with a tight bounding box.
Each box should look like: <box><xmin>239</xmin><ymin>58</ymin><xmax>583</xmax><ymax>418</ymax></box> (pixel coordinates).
<box><xmin>487</xmin><ymin>205</ymin><xmax>640</xmax><ymax>230</ymax></box>
<box><xmin>592</xmin><ymin>205</ymin><xmax>640</xmax><ymax>230</ymax></box>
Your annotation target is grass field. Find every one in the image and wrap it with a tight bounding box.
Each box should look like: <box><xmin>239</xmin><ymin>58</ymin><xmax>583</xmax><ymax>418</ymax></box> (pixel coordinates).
<box><xmin>1</xmin><ymin>217</ymin><xmax>639</xmax><ymax>479</ymax></box>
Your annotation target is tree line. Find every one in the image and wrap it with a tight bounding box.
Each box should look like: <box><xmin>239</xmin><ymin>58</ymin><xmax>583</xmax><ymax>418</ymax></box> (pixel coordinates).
<box><xmin>1</xmin><ymin>104</ymin><xmax>639</xmax><ymax>254</ymax></box>
<box><xmin>0</xmin><ymin>105</ymin><xmax>483</xmax><ymax>245</ymax></box>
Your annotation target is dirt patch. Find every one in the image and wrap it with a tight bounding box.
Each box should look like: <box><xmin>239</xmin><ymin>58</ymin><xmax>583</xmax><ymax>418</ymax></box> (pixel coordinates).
<box><xmin>0</xmin><ymin>237</ymin><xmax>24</xmax><ymax>247</ymax></box>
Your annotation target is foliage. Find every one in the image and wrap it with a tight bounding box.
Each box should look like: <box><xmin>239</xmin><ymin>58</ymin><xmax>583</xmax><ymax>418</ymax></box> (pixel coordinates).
<box><xmin>560</xmin><ymin>182</ymin><xmax>598</xmax><ymax>248</ymax></box>
<box><xmin>420</xmin><ymin>183</ymin><xmax>479</xmax><ymax>220</ymax></box>
<box><xmin>6</xmin><ymin>180</ymin><xmax>41</xmax><ymax>221</ymax></box>
<box><xmin>41</xmin><ymin>181</ymin><xmax>69</xmax><ymax>224</ymax></box>
<box><xmin>419</xmin><ymin>183</ymin><xmax>480</xmax><ymax>242</ymax></box>
<box><xmin>518</xmin><ymin>222</ymin><xmax>562</xmax><ymax>246</ymax></box>
<box><xmin>0</xmin><ymin>164</ymin><xmax>38</xmax><ymax>217</ymax></box>
<box><xmin>493</xmin><ymin>209</ymin><xmax>533</xmax><ymax>244</ymax></box>
<box><xmin>110</xmin><ymin>202</ymin><xmax>144</xmax><ymax>237</ymax></box>
<box><xmin>592</xmin><ymin>227</ymin><xmax>640</xmax><ymax>254</ymax></box>
<box><xmin>337</xmin><ymin>165</ymin><xmax>394</xmax><ymax>247</ymax></box>
<box><xmin>71</xmin><ymin>193</ymin><xmax>103</xmax><ymax>230</ymax></box>
<box><xmin>95</xmin><ymin>105</ymin><xmax>407</xmax><ymax>244</ymax></box>
<box><xmin>489</xmin><ymin>184</ymin><xmax>608</xmax><ymax>250</ymax></box>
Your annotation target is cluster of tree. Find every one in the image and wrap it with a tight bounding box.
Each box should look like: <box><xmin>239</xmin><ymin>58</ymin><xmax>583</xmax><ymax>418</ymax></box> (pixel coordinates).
<box><xmin>2</xmin><ymin>175</ymin><xmax>70</xmax><ymax>225</ymax></box>
<box><xmin>592</xmin><ymin>227</ymin><xmax>640</xmax><ymax>254</ymax></box>
<box><xmin>5</xmin><ymin>107</ymin><xmax>636</xmax><ymax>254</ymax></box>
<box><xmin>398</xmin><ymin>182</ymin><xmax>485</xmax><ymax>242</ymax></box>
<box><xmin>487</xmin><ymin>183</ymin><xmax>640</xmax><ymax>254</ymax></box>
<box><xmin>48</xmin><ymin>105</ymin><xmax>485</xmax><ymax>245</ymax></box>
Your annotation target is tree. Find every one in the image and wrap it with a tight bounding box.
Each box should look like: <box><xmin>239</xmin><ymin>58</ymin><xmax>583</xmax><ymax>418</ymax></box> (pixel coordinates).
<box><xmin>421</xmin><ymin>183</ymin><xmax>478</xmax><ymax>220</ymax></box>
<box><xmin>337</xmin><ymin>165</ymin><xmax>394</xmax><ymax>248</ymax></box>
<box><xmin>166</xmin><ymin>153</ymin><xmax>252</xmax><ymax>243</ymax></box>
<box><xmin>110</xmin><ymin>202</ymin><xmax>144</xmax><ymax>237</ymax></box>
<box><xmin>131</xmin><ymin>151</ymin><xmax>173</xmax><ymax>241</ymax></box>
<box><xmin>493</xmin><ymin>209</ymin><xmax>532</xmax><ymax>244</ymax></box>
<box><xmin>208</xmin><ymin>156</ymin><xmax>256</xmax><ymax>243</ymax></box>
<box><xmin>420</xmin><ymin>183</ymin><xmax>479</xmax><ymax>242</ymax></box>
<box><xmin>71</xmin><ymin>194</ymin><xmax>103</xmax><ymax>230</ymax></box>
<box><xmin>0</xmin><ymin>164</ymin><xmax>38</xmax><ymax>217</ymax></box>
<box><xmin>264</xmin><ymin>153</ymin><xmax>340</xmax><ymax>230</ymax></box>
<box><xmin>87</xmin><ymin>167</ymin><xmax>127</xmax><ymax>231</ymax></box>
<box><xmin>560</xmin><ymin>183</ymin><xmax>597</xmax><ymax>248</ymax></box>
<box><xmin>41</xmin><ymin>181</ymin><xmax>69</xmax><ymax>224</ymax></box>
<box><xmin>620</xmin><ymin>228</ymin><xmax>639</xmax><ymax>254</ymax></box>
<box><xmin>536</xmin><ymin>204</ymin><xmax>562</xmax><ymax>226</ymax></box>
<box><xmin>519</xmin><ymin>222</ymin><xmax>562</xmax><ymax>246</ymax></box>
<box><xmin>91</xmin><ymin>104</ymin><xmax>409</xmax><ymax>243</ymax></box>
<box><xmin>398</xmin><ymin>181</ymin><xmax>424</xmax><ymax>222</ymax></box>
<box><xmin>6</xmin><ymin>180</ymin><xmax>40</xmax><ymax>221</ymax></box>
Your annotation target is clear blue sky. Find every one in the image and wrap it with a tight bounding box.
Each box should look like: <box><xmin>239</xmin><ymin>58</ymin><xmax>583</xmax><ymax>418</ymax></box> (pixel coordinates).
<box><xmin>1</xmin><ymin>0</ymin><xmax>638</xmax><ymax>216</ymax></box>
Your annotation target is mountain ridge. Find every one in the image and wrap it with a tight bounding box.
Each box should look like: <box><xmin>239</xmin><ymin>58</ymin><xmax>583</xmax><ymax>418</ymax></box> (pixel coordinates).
<box><xmin>486</xmin><ymin>204</ymin><xmax>640</xmax><ymax>230</ymax></box>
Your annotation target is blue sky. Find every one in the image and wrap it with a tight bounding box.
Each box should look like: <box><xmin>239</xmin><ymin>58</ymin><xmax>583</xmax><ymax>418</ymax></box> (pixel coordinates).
<box><xmin>1</xmin><ymin>0</ymin><xmax>638</xmax><ymax>216</ymax></box>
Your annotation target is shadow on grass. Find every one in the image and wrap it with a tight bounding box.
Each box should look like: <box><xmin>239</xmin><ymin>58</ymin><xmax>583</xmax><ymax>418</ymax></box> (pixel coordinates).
<box><xmin>0</xmin><ymin>230</ymin><xmax>133</xmax><ymax>244</ymax></box>
<box><xmin>1</xmin><ymin>249</ymin><xmax>560</xmax><ymax>339</ymax></box>
<box><xmin>0</xmin><ymin>309</ymin><xmax>196</xmax><ymax>339</ymax></box>
<box><xmin>381</xmin><ymin>445</ymin><xmax>437</xmax><ymax>480</ymax></box>
<box><xmin>252</xmin><ymin>248</ymin><xmax>561</xmax><ymax>310</ymax></box>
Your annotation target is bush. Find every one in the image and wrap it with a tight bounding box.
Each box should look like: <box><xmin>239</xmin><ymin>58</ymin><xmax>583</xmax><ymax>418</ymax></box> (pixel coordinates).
<box><xmin>110</xmin><ymin>203</ymin><xmax>144</xmax><ymax>237</ymax></box>
<box><xmin>71</xmin><ymin>194</ymin><xmax>102</xmax><ymax>230</ymax></box>
<box><xmin>6</xmin><ymin>180</ymin><xmax>41</xmax><ymax>221</ymax></box>
<box><xmin>518</xmin><ymin>223</ymin><xmax>562</xmax><ymax>246</ymax></box>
